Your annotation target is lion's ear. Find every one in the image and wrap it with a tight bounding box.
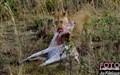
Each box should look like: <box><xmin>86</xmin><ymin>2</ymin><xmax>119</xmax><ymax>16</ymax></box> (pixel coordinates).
<box><xmin>51</xmin><ymin>12</ymin><xmax>56</xmax><ymax>18</ymax></box>
<box><xmin>62</xmin><ymin>12</ymin><xmax>67</xmax><ymax>17</ymax></box>
<box><xmin>52</xmin><ymin>12</ymin><xmax>55</xmax><ymax>15</ymax></box>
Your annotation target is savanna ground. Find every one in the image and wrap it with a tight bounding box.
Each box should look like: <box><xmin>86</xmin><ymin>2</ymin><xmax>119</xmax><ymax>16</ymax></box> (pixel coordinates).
<box><xmin>0</xmin><ymin>0</ymin><xmax>120</xmax><ymax>75</ymax></box>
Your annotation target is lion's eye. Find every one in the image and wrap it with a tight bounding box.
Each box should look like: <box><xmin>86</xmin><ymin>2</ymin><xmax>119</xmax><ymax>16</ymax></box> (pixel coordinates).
<box><xmin>60</xmin><ymin>21</ymin><xmax>63</xmax><ymax>23</ymax></box>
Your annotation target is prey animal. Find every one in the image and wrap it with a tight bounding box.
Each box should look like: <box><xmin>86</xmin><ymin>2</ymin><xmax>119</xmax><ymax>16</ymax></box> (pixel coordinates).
<box><xmin>20</xmin><ymin>21</ymin><xmax>80</xmax><ymax>66</ymax></box>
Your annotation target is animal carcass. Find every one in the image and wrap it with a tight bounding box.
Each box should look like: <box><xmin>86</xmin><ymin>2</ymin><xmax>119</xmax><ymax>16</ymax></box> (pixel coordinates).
<box><xmin>20</xmin><ymin>21</ymin><xmax>80</xmax><ymax>66</ymax></box>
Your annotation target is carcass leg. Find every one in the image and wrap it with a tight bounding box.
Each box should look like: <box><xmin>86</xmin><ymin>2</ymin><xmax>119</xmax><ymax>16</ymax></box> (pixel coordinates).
<box><xmin>20</xmin><ymin>47</ymin><xmax>57</xmax><ymax>63</ymax></box>
<box><xmin>29</xmin><ymin>57</ymin><xmax>47</xmax><ymax>61</ymax></box>
<box><xmin>73</xmin><ymin>47</ymin><xmax>80</xmax><ymax>64</ymax></box>
<box><xmin>39</xmin><ymin>53</ymin><xmax>67</xmax><ymax>67</ymax></box>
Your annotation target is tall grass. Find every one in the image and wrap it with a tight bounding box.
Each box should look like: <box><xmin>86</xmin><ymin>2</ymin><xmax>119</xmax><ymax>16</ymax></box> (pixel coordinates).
<box><xmin>0</xmin><ymin>0</ymin><xmax>120</xmax><ymax>75</ymax></box>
